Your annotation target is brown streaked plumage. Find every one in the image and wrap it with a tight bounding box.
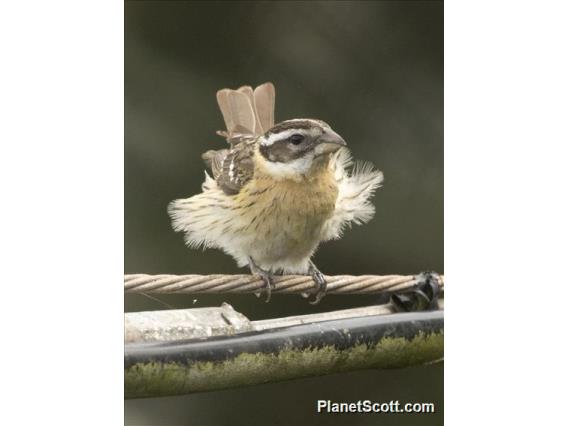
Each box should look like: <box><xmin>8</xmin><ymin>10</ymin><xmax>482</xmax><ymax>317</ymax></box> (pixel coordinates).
<box><xmin>168</xmin><ymin>82</ymin><xmax>384</xmax><ymax>304</ymax></box>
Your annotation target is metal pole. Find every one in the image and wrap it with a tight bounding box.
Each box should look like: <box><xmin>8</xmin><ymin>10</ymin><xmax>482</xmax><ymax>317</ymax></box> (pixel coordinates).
<box><xmin>125</xmin><ymin>310</ymin><xmax>443</xmax><ymax>398</ymax></box>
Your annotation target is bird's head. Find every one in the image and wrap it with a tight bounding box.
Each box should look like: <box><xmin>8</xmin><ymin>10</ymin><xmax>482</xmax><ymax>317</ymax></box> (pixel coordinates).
<box><xmin>257</xmin><ymin>119</ymin><xmax>347</xmax><ymax>180</ymax></box>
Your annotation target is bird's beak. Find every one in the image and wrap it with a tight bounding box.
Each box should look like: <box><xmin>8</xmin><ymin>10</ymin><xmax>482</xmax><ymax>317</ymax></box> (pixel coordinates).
<box><xmin>314</xmin><ymin>129</ymin><xmax>347</xmax><ymax>156</ymax></box>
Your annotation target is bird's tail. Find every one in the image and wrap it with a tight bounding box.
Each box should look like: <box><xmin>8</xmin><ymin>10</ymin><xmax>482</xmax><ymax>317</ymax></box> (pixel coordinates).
<box><xmin>216</xmin><ymin>82</ymin><xmax>275</xmax><ymax>145</ymax></box>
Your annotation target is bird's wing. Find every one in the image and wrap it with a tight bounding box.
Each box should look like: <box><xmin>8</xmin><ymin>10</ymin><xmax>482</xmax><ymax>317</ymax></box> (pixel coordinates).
<box><xmin>216</xmin><ymin>82</ymin><xmax>275</xmax><ymax>145</ymax></box>
<box><xmin>201</xmin><ymin>140</ymin><xmax>256</xmax><ymax>195</ymax></box>
<box><xmin>321</xmin><ymin>149</ymin><xmax>384</xmax><ymax>241</ymax></box>
<box><xmin>202</xmin><ymin>149</ymin><xmax>229</xmax><ymax>180</ymax></box>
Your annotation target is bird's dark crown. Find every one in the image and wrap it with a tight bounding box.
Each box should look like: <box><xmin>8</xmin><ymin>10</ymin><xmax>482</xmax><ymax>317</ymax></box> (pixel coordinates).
<box><xmin>265</xmin><ymin>119</ymin><xmax>329</xmax><ymax>136</ymax></box>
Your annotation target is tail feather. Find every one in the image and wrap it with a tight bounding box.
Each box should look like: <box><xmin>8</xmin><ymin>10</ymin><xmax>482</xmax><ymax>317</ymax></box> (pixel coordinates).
<box><xmin>216</xmin><ymin>82</ymin><xmax>275</xmax><ymax>144</ymax></box>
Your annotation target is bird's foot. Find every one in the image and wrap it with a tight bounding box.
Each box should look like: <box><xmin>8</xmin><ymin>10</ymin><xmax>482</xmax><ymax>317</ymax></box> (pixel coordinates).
<box><xmin>390</xmin><ymin>271</ymin><xmax>442</xmax><ymax>312</ymax></box>
<box><xmin>301</xmin><ymin>261</ymin><xmax>328</xmax><ymax>305</ymax></box>
<box><xmin>248</xmin><ymin>257</ymin><xmax>275</xmax><ymax>303</ymax></box>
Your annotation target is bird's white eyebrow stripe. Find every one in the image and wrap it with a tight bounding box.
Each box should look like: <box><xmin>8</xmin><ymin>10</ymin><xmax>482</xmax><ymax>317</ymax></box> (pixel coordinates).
<box><xmin>262</xmin><ymin>129</ymin><xmax>301</xmax><ymax>146</ymax></box>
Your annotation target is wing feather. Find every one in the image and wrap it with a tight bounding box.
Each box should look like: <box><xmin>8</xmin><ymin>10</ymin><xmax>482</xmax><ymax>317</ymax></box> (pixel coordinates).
<box><xmin>321</xmin><ymin>148</ymin><xmax>384</xmax><ymax>241</ymax></box>
<box><xmin>202</xmin><ymin>142</ymin><xmax>255</xmax><ymax>195</ymax></box>
<box><xmin>202</xmin><ymin>149</ymin><xmax>229</xmax><ymax>180</ymax></box>
<box><xmin>209</xmin><ymin>83</ymin><xmax>275</xmax><ymax>194</ymax></box>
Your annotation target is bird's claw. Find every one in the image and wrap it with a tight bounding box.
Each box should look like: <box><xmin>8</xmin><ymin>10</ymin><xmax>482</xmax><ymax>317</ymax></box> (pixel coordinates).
<box><xmin>302</xmin><ymin>261</ymin><xmax>327</xmax><ymax>305</ymax></box>
<box><xmin>256</xmin><ymin>272</ymin><xmax>275</xmax><ymax>303</ymax></box>
<box><xmin>249</xmin><ymin>257</ymin><xmax>275</xmax><ymax>303</ymax></box>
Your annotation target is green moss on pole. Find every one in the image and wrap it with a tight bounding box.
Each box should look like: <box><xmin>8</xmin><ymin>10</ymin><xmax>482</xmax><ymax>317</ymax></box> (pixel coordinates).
<box><xmin>126</xmin><ymin>330</ymin><xmax>443</xmax><ymax>398</ymax></box>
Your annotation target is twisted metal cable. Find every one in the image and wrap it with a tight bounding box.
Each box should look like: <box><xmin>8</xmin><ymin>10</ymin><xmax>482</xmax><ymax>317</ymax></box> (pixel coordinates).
<box><xmin>124</xmin><ymin>273</ymin><xmax>444</xmax><ymax>295</ymax></box>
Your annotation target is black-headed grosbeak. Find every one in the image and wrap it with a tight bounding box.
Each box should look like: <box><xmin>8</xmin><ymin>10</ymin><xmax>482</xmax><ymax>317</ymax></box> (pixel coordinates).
<box><xmin>169</xmin><ymin>83</ymin><xmax>383</xmax><ymax>304</ymax></box>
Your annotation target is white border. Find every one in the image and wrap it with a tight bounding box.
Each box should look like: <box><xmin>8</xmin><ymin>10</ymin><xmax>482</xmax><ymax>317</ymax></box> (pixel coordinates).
<box><xmin>446</xmin><ymin>1</ymin><xmax>568</xmax><ymax>424</ymax></box>
<box><xmin>0</xmin><ymin>1</ymin><xmax>123</xmax><ymax>424</ymax></box>
<box><xmin>1</xmin><ymin>1</ymin><xmax>568</xmax><ymax>424</ymax></box>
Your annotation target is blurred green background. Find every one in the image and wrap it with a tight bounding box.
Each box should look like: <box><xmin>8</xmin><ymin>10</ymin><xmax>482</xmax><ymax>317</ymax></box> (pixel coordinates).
<box><xmin>125</xmin><ymin>1</ymin><xmax>443</xmax><ymax>425</ymax></box>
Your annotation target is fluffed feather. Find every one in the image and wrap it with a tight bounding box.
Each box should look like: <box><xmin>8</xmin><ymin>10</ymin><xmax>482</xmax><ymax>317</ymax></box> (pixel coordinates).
<box><xmin>321</xmin><ymin>148</ymin><xmax>384</xmax><ymax>241</ymax></box>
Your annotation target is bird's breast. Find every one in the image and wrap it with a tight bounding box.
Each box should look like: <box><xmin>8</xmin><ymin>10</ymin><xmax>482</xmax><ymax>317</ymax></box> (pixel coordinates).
<box><xmin>233</xmin><ymin>171</ymin><xmax>338</xmax><ymax>264</ymax></box>
<box><xmin>240</xmin><ymin>173</ymin><xmax>337</xmax><ymax>228</ymax></box>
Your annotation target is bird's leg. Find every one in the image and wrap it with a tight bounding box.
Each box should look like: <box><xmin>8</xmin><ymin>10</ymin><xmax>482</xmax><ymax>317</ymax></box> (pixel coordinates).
<box><xmin>248</xmin><ymin>257</ymin><xmax>275</xmax><ymax>303</ymax></box>
<box><xmin>303</xmin><ymin>260</ymin><xmax>327</xmax><ymax>305</ymax></box>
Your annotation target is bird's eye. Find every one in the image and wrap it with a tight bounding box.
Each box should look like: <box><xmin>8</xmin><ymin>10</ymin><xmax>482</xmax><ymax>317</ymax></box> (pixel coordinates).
<box><xmin>289</xmin><ymin>134</ymin><xmax>304</xmax><ymax>145</ymax></box>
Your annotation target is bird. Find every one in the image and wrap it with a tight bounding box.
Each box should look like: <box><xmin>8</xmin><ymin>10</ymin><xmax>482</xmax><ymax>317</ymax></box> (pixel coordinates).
<box><xmin>168</xmin><ymin>82</ymin><xmax>383</xmax><ymax>304</ymax></box>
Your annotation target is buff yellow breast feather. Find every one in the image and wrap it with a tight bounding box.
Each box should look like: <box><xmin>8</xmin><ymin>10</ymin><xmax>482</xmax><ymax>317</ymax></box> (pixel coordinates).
<box><xmin>232</xmin><ymin>156</ymin><xmax>339</xmax><ymax>244</ymax></box>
